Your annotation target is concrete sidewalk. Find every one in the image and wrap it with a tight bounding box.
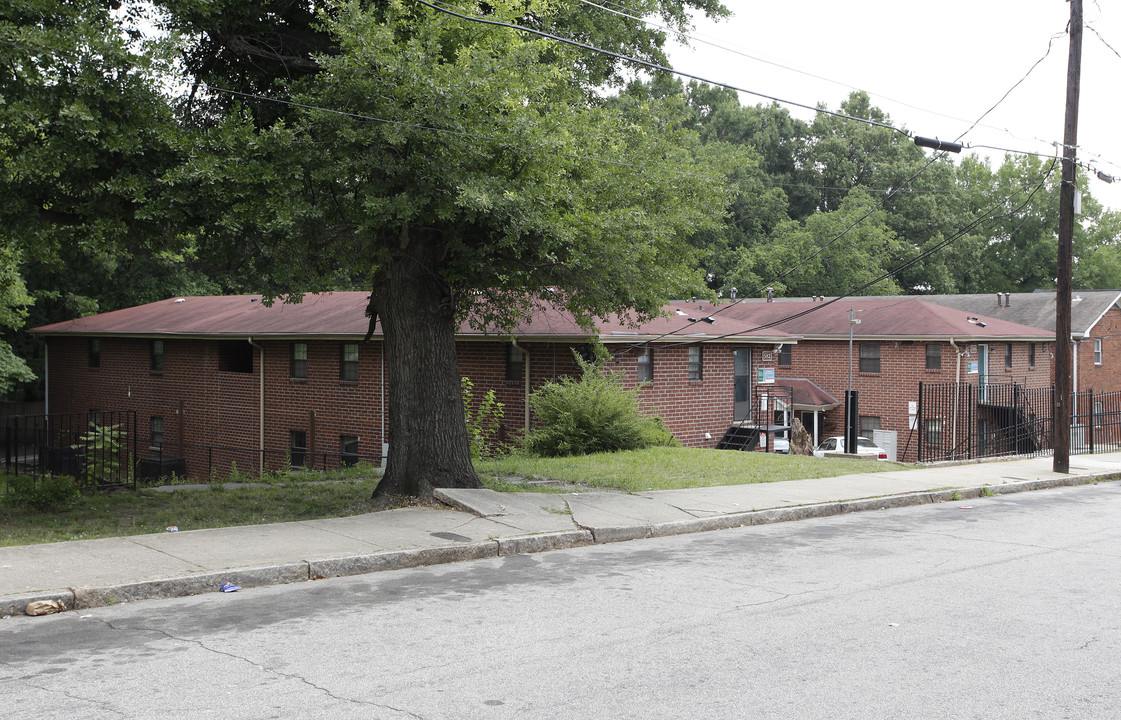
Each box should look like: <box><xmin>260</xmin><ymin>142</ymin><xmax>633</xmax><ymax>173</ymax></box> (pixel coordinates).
<box><xmin>3</xmin><ymin>453</ymin><xmax>1120</xmax><ymax>617</ymax></box>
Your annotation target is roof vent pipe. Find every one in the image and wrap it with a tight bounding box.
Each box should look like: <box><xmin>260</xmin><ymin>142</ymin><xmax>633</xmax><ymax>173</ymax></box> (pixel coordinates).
<box><xmin>996</xmin><ymin>292</ymin><xmax>1003</xmax><ymax>308</ymax></box>
<box><xmin>1005</xmin><ymin>293</ymin><xmax>1012</xmax><ymax>307</ymax></box>
<box><xmin>766</xmin><ymin>287</ymin><xmax>773</xmax><ymax>302</ymax></box>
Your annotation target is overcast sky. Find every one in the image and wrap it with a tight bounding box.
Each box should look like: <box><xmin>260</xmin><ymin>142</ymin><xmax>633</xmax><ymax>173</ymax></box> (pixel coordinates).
<box><xmin>664</xmin><ymin>0</ymin><xmax>1121</xmax><ymax>213</ymax></box>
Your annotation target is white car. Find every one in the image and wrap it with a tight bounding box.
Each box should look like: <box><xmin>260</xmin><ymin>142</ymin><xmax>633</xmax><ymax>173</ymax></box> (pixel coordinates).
<box><xmin>813</xmin><ymin>436</ymin><xmax>888</xmax><ymax>460</ymax></box>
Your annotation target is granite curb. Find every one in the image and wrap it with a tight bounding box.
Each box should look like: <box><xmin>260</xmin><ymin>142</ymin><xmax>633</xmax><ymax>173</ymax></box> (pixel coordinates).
<box><xmin>4</xmin><ymin>471</ymin><xmax>1117</xmax><ymax>618</ymax></box>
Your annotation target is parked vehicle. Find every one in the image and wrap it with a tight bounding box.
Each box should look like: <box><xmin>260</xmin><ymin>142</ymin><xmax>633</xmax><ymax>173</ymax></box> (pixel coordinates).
<box><xmin>813</xmin><ymin>436</ymin><xmax>888</xmax><ymax>460</ymax></box>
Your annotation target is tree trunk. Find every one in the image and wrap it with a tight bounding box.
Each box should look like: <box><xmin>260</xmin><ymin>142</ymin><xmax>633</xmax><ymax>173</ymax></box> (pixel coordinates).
<box><xmin>370</xmin><ymin>227</ymin><xmax>482</xmax><ymax>498</ymax></box>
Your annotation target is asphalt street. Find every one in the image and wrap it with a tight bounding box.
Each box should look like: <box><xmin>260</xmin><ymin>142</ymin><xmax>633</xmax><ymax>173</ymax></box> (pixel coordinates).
<box><xmin>3</xmin><ymin>481</ymin><xmax>1120</xmax><ymax>719</ymax></box>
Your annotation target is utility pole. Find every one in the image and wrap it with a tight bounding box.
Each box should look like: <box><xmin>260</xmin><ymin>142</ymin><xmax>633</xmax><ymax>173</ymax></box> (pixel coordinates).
<box><xmin>1054</xmin><ymin>0</ymin><xmax>1082</xmax><ymax>474</ymax></box>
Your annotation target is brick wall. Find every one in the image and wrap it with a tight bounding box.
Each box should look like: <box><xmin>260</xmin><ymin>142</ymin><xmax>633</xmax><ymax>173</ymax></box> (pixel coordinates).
<box><xmin>44</xmin><ymin>333</ymin><xmax>1056</xmax><ymax>475</ymax></box>
<box><xmin>1078</xmin><ymin>308</ymin><xmax>1121</xmax><ymax>391</ymax></box>
<box><xmin>767</xmin><ymin>338</ymin><xmax>1051</xmax><ymax>460</ymax></box>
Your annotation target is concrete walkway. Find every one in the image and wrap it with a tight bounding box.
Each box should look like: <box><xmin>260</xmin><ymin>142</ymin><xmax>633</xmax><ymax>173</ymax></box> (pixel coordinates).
<box><xmin>3</xmin><ymin>453</ymin><xmax>1119</xmax><ymax>617</ymax></box>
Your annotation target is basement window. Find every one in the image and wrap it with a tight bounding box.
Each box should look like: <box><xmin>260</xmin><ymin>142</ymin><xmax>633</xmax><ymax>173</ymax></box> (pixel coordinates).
<box><xmin>340</xmin><ymin>435</ymin><xmax>359</xmax><ymax>467</ymax></box>
<box><xmin>290</xmin><ymin>430</ymin><xmax>308</xmax><ymax>468</ymax></box>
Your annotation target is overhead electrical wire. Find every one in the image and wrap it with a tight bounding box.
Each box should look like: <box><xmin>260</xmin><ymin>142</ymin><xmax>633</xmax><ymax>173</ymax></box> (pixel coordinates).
<box><xmin>577</xmin><ymin>0</ymin><xmax>1068</xmax><ymax>148</ymax></box>
<box><xmin>415</xmin><ymin>0</ymin><xmax>909</xmax><ymax>137</ymax></box>
<box><xmin>650</xmin><ymin>158</ymin><xmax>1060</xmax><ymax>350</ymax></box>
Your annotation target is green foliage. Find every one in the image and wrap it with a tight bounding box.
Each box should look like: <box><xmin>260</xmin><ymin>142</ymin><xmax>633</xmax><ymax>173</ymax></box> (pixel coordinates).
<box><xmin>3</xmin><ymin>474</ymin><xmax>79</xmax><ymax>512</ymax></box>
<box><xmin>523</xmin><ymin>356</ymin><xmax>677</xmax><ymax>457</ymax></box>
<box><xmin>462</xmin><ymin>376</ymin><xmax>506</xmax><ymax>460</ymax></box>
<box><xmin>71</xmin><ymin>424</ymin><xmax>125</xmax><ymax>486</ymax></box>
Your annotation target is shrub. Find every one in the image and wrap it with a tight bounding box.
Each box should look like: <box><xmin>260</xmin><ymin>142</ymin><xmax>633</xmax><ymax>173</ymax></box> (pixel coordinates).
<box><xmin>523</xmin><ymin>356</ymin><xmax>677</xmax><ymax>457</ymax></box>
<box><xmin>463</xmin><ymin>376</ymin><xmax>507</xmax><ymax>460</ymax></box>
<box><xmin>3</xmin><ymin>474</ymin><xmax>80</xmax><ymax>512</ymax></box>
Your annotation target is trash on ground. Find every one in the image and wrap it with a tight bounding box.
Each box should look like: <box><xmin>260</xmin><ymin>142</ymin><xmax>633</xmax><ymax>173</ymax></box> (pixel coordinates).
<box><xmin>25</xmin><ymin>600</ymin><xmax>66</xmax><ymax>616</ymax></box>
<box><xmin>165</xmin><ymin>526</ymin><xmax>179</xmax><ymax>532</ymax></box>
<box><xmin>959</xmin><ymin>506</ymin><xmax>973</xmax><ymax>510</ymax></box>
<box><xmin>220</xmin><ymin>582</ymin><xmax>241</xmax><ymax>593</ymax></box>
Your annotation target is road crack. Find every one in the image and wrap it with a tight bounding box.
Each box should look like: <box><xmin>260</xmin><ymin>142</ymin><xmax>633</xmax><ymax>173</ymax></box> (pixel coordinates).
<box><xmin>92</xmin><ymin>617</ymin><xmax>427</xmax><ymax>718</ymax></box>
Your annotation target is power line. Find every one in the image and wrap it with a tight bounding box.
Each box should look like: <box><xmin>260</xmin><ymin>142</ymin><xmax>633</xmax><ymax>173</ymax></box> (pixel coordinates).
<box><xmin>631</xmin><ymin>159</ymin><xmax>1059</xmax><ymax>350</ymax></box>
<box><xmin>577</xmin><ymin>0</ymin><xmax>1067</xmax><ymax>150</ymax></box>
<box><xmin>416</xmin><ymin>0</ymin><xmax>911</xmax><ymax>138</ymax></box>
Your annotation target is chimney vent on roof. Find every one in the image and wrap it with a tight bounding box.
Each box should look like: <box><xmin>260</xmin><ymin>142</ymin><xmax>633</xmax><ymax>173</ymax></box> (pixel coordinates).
<box><xmin>766</xmin><ymin>287</ymin><xmax>773</xmax><ymax>302</ymax></box>
<box><xmin>1005</xmin><ymin>293</ymin><xmax>1012</xmax><ymax>307</ymax></box>
<box><xmin>996</xmin><ymin>292</ymin><xmax>1003</xmax><ymax>307</ymax></box>
<box><xmin>729</xmin><ymin>287</ymin><xmax>737</xmax><ymax>300</ymax></box>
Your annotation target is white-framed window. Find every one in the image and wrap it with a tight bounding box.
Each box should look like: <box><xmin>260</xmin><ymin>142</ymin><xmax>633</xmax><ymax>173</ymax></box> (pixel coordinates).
<box><xmin>925</xmin><ymin>344</ymin><xmax>941</xmax><ymax>370</ymax></box>
<box><xmin>637</xmin><ymin>347</ymin><xmax>653</xmax><ymax>383</ymax></box>
<box><xmin>859</xmin><ymin>343</ymin><xmax>880</xmax><ymax>373</ymax></box>
<box><xmin>290</xmin><ymin>430</ymin><xmax>308</xmax><ymax>467</ymax></box>
<box><xmin>777</xmin><ymin>344</ymin><xmax>791</xmax><ymax>367</ymax></box>
<box><xmin>291</xmin><ymin>343</ymin><xmax>308</xmax><ymax>379</ymax></box>
<box><xmin>688</xmin><ymin>346</ymin><xmax>703</xmax><ymax>380</ymax></box>
<box><xmin>506</xmin><ymin>345</ymin><xmax>524</xmax><ymax>382</ymax></box>
<box><xmin>150</xmin><ymin>416</ymin><xmax>164</xmax><ymax>450</ymax></box>
<box><xmin>1095</xmin><ymin>338</ymin><xmax>1103</xmax><ymax>365</ymax></box>
<box><xmin>340</xmin><ymin>343</ymin><xmax>359</xmax><ymax>381</ymax></box>
<box><xmin>924</xmin><ymin>418</ymin><xmax>942</xmax><ymax>446</ymax></box>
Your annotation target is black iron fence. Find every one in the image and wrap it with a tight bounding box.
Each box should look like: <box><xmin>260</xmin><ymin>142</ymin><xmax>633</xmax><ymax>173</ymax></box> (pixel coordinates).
<box><xmin>2</xmin><ymin>411</ymin><xmax>137</xmax><ymax>490</ymax></box>
<box><xmin>139</xmin><ymin>441</ymin><xmax>384</xmax><ymax>484</ymax></box>
<box><xmin>910</xmin><ymin>382</ymin><xmax>1121</xmax><ymax>462</ymax></box>
<box><xmin>2</xmin><ymin>411</ymin><xmax>384</xmax><ymax>490</ymax></box>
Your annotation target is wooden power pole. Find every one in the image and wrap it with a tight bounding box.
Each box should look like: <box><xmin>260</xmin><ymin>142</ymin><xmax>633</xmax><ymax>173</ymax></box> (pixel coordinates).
<box><xmin>1054</xmin><ymin>0</ymin><xmax>1083</xmax><ymax>474</ymax></box>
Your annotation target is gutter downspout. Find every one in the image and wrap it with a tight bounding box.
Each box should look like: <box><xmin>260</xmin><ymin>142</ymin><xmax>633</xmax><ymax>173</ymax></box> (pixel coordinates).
<box><xmin>512</xmin><ymin>338</ymin><xmax>531</xmax><ymax>435</ymax></box>
<box><xmin>248</xmin><ymin>338</ymin><xmax>264</xmax><ymax>473</ymax></box>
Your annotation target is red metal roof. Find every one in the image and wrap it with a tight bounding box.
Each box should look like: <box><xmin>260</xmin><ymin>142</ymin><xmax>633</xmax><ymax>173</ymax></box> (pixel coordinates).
<box><xmin>30</xmin><ymin>293</ymin><xmax>793</xmax><ymax>344</ymax></box>
<box><xmin>719</xmin><ymin>297</ymin><xmax>1053</xmax><ymax>340</ymax></box>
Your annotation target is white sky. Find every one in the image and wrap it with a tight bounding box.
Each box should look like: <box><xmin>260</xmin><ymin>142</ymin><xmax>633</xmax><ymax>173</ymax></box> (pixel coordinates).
<box><xmin>664</xmin><ymin>0</ymin><xmax>1121</xmax><ymax>213</ymax></box>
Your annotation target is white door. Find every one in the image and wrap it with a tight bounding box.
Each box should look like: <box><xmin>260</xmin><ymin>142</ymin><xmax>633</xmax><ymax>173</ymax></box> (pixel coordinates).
<box><xmin>977</xmin><ymin>344</ymin><xmax>989</xmax><ymax>402</ymax></box>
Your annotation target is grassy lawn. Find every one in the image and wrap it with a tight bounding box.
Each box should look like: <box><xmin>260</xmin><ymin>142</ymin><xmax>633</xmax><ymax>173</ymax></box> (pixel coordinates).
<box><xmin>476</xmin><ymin>447</ymin><xmax>897</xmax><ymax>492</ymax></box>
<box><xmin>1</xmin><ymin>449</ymin><xmax>900</xmax><ymax>546</ymax></box>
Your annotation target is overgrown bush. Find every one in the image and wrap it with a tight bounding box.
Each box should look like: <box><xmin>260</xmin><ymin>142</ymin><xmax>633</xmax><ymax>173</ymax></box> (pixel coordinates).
<box><xmin>3</xmin><ymin>474</ymin><xmax>80</xmax><ymax>512</ymax></box>
<box><xmin>463</xmin><ymin>376</ymin><xmax>507</xmax><ymax>460</ymax></box>
<box><xmin>523</xmin><ymin>357</ymin><xmax>677</xmax><ymax>457</ymax></box>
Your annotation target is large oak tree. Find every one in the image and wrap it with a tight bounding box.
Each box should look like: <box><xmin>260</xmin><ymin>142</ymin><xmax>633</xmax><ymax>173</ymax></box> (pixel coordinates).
<box><xmin>157</xmin><ymin>0</ymin><xmax>733</xmax><ymax>498</ymax></box>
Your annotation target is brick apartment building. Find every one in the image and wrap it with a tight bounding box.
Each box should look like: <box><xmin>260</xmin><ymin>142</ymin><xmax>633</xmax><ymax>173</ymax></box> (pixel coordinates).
<box><xmin>720</xmin><ymin>297</ymin><xmax>1055</xmax><ymax>458</ymax></box>
<box><xmin>28</xmin><ymin>291</ymin><xmax>1062</xmax><ymax>475</ymax></box>
<box><xmin>31</xmin><ymin>293</ymin><xmax>792</xmax><ymax>478</ymax></box>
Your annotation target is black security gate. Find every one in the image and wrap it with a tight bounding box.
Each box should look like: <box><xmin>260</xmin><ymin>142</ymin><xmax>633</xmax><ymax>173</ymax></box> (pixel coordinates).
<box><xmin>913</xmin><ymin>383</ymin><xmax>1052</xmax><ymax>463</ymax></box>
<box><xmin>2</xmin><ymin>411</ymin><xmax>138</xmax><ymax>490</ymax></box>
